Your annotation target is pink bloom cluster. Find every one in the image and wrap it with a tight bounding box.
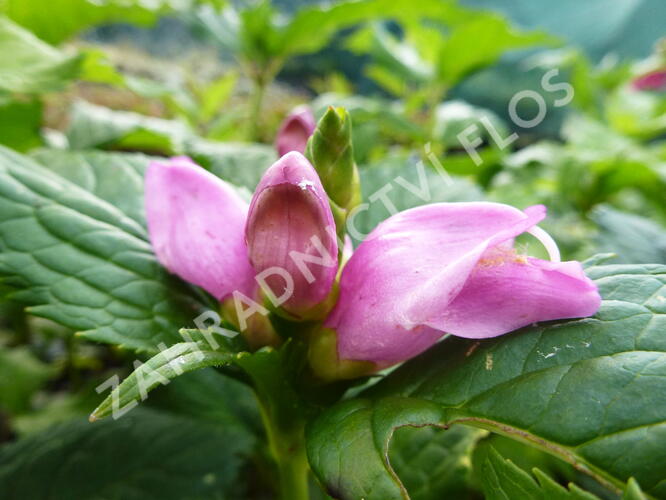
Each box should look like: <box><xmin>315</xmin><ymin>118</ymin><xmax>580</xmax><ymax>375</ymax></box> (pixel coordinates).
<box><xmin>145</xmin><ymin>108</ymin><xmax>600</xmax><ymax>372</ymax></box>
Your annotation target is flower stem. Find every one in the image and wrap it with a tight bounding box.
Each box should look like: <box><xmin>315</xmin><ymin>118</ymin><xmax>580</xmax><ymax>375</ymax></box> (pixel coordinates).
<box><xmin>258</xmin><ymin>397</ymin><xmax>310</xmax><ymax>500</ymax></box>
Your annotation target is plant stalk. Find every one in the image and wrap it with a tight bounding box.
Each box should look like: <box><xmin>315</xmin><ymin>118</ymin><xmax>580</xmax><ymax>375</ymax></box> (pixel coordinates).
<box><xmin>257</xmin><ymin>396</ymin><xmax>310</xmax><ymax>500</ymax></box>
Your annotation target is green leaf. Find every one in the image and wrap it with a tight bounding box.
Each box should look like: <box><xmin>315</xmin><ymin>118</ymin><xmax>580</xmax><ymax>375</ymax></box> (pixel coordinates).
<box><xmin>1</xmin><ymin>0</ymin><xmax>195</xmax><ymax>45</ymax></box>
<box><xmin>0</xmin><ymin>146</ymin><xmax>206</xmax><ymax>352</ymax></box>
<box><xmin>436</xmin><ymin>14</ymin><xmax>556</xmax><ymax>86</ymax></box>
<box><xmin>354</xmin><ymin>153</ymin><xmax>483</xmax><ymax>243</ymax></box>
<box><xmin>0</xmin><ymin>407</ymin><xmax>255</xmax><ymax>499</ymax></box>
<box><xmin>30</xmin><ymin>149</ymin><xmax>150</xmax><ymax>225</ymax></box>
<box><xmin>188</xmin><ymin>139</ymin><xmax>276</xmax><ymax>191</ymax></box>
<box><xmin>0</xmin><ymin>98</ymin><xmax>42</xmax><ymax>151</ymax></box>
<box><xmin>199</xmin><ymin>71</ymin><xmax>238</xmax><ymax>122</ymax></box>
<box><xmin>65</xmin><ymin>100</ymin><xmax>193</xmax><ymax>154</ymax></box>
<box><xmin>0</xmin><ymin>345</ymin><xmax>56</xmax><ymax>413</ymax></box>
<box><xmin>90</xmin><ymin>329</ymin><xmax>240</xmax><ymax>421</ymax></box>
<box><xmin>0</xmin><ymin>16</ymin><xmax>80</xmax><ymax>94</ymax></box>
<box><xmin>390</xmin><ymin>424</ymin><xmax>487</xmax><ymax>500</ymax></box>
<box><xmin>592</xmin><ymin>206</ymin><xmax>666</xmax><ymax>264</ymax></box>
<box><xmin>432</xmin><ymin>100</ymin><xmax>509</xmax><ymax>149</ymax></box>
<box><xmin>308</xmin><ymin>264</ymin><xmax>666</xmax><ymax>499</ymax></box>
<box><xmin>624</xmin><ymin>478</ymin><xmax>648</xmax><ymax>500</ymax></box>
<box><xmin>482</xmin><ymin>446</ymin><xmax>600</xmax><ymax>500</ymax></box>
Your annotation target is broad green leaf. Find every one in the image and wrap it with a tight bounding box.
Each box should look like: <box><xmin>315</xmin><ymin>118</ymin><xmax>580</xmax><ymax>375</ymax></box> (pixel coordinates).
<box><xmin>0</xmin><ymin>98</ymin><xmax>42</xmax><ymax>151</ymax></box>
<box><xmin>199</xmin><ymin>71</ymin><xmax>238</xmax><ymax>122</ymax></box>
<box><xmin>1</xmin><ymin>0</ymin><xmax>196</xmax><ymax>45</ymax></box>
<box><xmin>436</xmin><ymin>14</ymin><xmax>556</xmax><ymax>86</ymax></box>
<box><xmin>90</xmin><ymin>328</ymin><xmax>241</xmax><ymax>421</ymax></box>
<box><xmin>0</xmin><ymin>16</ymin><xmax>81</xmax><ymax>94</ymax></box>
<box><xmin>482</xmin><ymin>446</ymin><xmax>600</xmax><ymax>500</ymax></box>
<box><xmin>390</xmin><ymin>425</ymin><xmax>487</xmax><ymax>500</ymax></box>
<box><xmin>0</xmin><ymin>146</ymin><xmax>207</xmax><ymax>352</ymax></box>
<box><xmin>66</xmin><ymin>100</ymin><xmax>193</xmax><ymax>154</ymax></box>
<box><xmin>308</xmin><ymin>264</ymin><xmax>666</xmax><ymax>499</ymax></box>
<box><xmin>0</xmin><ymin>407</ymin><xmax>255</xmax><ymax>500</ymax></box>
<box><xmin>592</xmin><ymin>206</ymin><xmax>666</xmax><ymax>264</ymax></box>
<box><xmin>30</xmin><ymin>149</ymin><xmax>150</xmax><ymax>225</ymax></box>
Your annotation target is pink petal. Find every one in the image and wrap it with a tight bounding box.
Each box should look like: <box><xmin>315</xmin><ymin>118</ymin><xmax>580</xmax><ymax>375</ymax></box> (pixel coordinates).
<box><xmin>145</xmin><ymin>157</ymin><xmax>255</xmax><ymax>300</ymax></box>
<box><xmin>327</xmin><ymin>202</ymin><xmax>599</xmax><ymax>366</ymax></box>
<box><xmin>438</xmin><ymin>253</ymin><xmax>600</xmax><ymax>338</ymax></box>
<box><xmin>275</xmin><ymin>105</ymin><xmax>316</xmax><ymax>156</ymax></box>
<box><xmin>632</xmin><ymin>70</ymin><xmax>666</xmax><ymax>91</ymax></box>
<box><xmin>245</xmin><ymin>152</ymin><xmax>338</xmax><ymax>317</ymax></box>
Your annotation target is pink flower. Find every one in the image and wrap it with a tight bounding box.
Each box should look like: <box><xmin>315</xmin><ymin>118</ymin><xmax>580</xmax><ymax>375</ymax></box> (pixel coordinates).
<box><xmin>275</xmin><ymin>106</ymin><xmax>316</xmax><ymax>157</ymax></box>
<box><xmin>632</xmin><ymin>70</ymin><xmax>666</xmax><ymax>91</ymax></box>
<box><xmin>145</xmin><ymin>153</ymin><xmax>336</xmax><ymax>319</ymax></box>
<box><xmin>145</xmin><ymin>156</ymin><xmax>255</xmax><ymax>300</ymax></box>
<box><xmin>245</xmin><ymin>152</ymin><xmax>338</xmax><ymax>318</ymax></box>
<box><xmin>324</xmin><ymin>202</ymin><xmax>601</xmax><ymax>369</ymax></box>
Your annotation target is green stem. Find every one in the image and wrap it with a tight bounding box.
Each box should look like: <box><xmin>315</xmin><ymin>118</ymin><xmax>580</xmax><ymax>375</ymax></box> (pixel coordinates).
<box><xmin>248</xmin><ymin>75</ymin><xmax>267</xmax><ymax>142</ymax></box>
<box><xmin>258</xmin><ymin>397</ymin><xmax>310</xmax><ymax>500</ymax></box>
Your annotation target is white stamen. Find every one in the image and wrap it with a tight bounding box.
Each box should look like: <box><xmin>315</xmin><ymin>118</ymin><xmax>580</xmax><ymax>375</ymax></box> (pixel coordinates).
<box><xmin>298</xmin><ymin>179</ymin><xmax>315</xmax><ymax>191</ymax></box>
<box><xmin>527</xmin><ymin>225</ymin><xmax>561</xmax><ymax>262</ymax></box>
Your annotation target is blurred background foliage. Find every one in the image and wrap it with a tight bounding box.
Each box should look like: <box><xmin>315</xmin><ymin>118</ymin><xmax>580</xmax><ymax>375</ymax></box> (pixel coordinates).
<box><xmin>0</xmin><ymin>0</ymin><xmax>664</xmax><ymax>498</ymax></box>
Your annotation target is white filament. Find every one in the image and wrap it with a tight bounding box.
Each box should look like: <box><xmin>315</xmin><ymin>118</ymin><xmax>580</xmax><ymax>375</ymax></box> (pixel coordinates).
<box><xmin>527</xmin><ymin>226</ymin><xmax>561</xmax><ymax>262</ymax></box>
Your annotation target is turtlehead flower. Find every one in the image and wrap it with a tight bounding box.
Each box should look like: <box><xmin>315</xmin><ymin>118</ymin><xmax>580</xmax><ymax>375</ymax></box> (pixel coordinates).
<box><xmin>245</xmin><ymin>152</ymin><xmax>338</xmax><ymax>318</ymax></box>
<box><xmin>321</xmin><ymin>202</ymin><xmax>601</xmax><ymax>372</ymax></box>
<box><xmin>145</xmin><ymin>153</ymin><xmax>337</xmax><ymax>326</ymax></box>
<box><xmin>275</xmin><ymin>106</ymin><xmax>316</xmax><ymax>157</ymax></box>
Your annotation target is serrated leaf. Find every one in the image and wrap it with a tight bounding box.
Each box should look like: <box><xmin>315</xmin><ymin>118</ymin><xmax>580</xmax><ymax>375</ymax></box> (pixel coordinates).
<box><xmin>0</xmin><ymin>16</ymin><xmax>81</xmax><ymax>94</ymax></box>
<box><xmin>390</xmin><ymin>424</ymin><xmax>486</xmax><ymax>500</ymax></box>
<box><xmin>0</xmin><ymin>146</ymin><xmax>206</xmax><ymax>352</ymax></box>
<box><xmin>90</xmin><ymin>329</ymin><xmax>241</xmax><ymax>421</ymax></box>
<box><xmin>482</xmin><ymin>446</ymin><xmax>600</xmax><ymax>500</ymax></box>
<box><xmin>30</xmin><ymin>149</ymin><xmax>150</xmax><ymax>225</ymax></box>
<box><xmin>307</xmin><ymin>264</ymin><xmax>666</xmax><ymax>499</ymax></box>
<box><xmin>0</xmin><ymin>408</ymin><xmax>255</xmax><ymax>500</ymax></box>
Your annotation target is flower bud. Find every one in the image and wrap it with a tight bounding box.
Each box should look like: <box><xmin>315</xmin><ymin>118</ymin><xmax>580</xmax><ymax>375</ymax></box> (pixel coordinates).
<box><xmin>245</xmin><ymin>152</ymin><xmax>338</xmax><ymax>319</ymax></box>
<box><xmin>275</xmin><ymin>105</ymin><xmax>316</xmax><ymax>156</ymax></box>
<box><xmin>305</xmin><ymin>106</ymin><xmax>361</xmax><ymax>213</ymax></box>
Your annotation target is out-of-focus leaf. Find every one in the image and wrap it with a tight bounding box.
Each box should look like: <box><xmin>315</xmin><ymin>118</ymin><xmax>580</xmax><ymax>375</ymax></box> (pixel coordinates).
<box><xmin>436</xmin><ymin>13</ymin><xmax>557</xmax><ymax>85</ymax></box>
<box><xmin>0</xmin><ymin>16</ymin><xmax>81</xmax><ymax>94</ymax></box>
<box><xmin>308</xmin><ymin>263</ymin><xmax>666</xmax><ymax>499</ymax></box>
<box><xmin>0</xmin><ymin>98</ymin><xmax>42</xmax><ymax>151</ymax></box>
<box><xmin>592</xmin><ymin>206</ymin><xmax>666</xmax><ymax>264</ymax></box>
<box><xmin>0</xmin><ymin>407</ymin><xmax>255</xmax><ymax>500</ymax></box>
<box><xmin>0</xmin><ymin>345</ymin><xmax>55</xmax><ymax>413</ymax></box>
<box><xmin>199</xmin><ymin>71</ymin><xmax>238</xmax><ymax>122</ymax></box>
<box><xmin>66</xmin><ymin>100</ymin><xmax>193</xmax><ymax>154</ymax></box>
<box><xmin>354</xmin><ymin>153</ymin><xmax>483</xmax><ymax>242</ymax></box>
<box><xmin>188</xmin><ymin>139</ymin><xmax>276</xmax><ymax>191</ymax></box>
<box><xmin>30</xmin><ymin>149</ymin><xmax>149</xmax><ymax>225</ymax></box>
<box><xmin>1</xmin><ymin>0</ymin><xmax>196</xmax><ymax>45</ymax></box>
<box><xmin>0</xmin><ymin>146</ymin><xmax>207</xmax><ymax>353</ymax></box>
<box><xmin>432</xmin><ymin>100</ymin><xmax>509</xmax><ymax>149</ymax></box>
<box><xmin>606</xmin><ymin>86</ymin><xmax>666</xmax><ymax>140</ymax></box>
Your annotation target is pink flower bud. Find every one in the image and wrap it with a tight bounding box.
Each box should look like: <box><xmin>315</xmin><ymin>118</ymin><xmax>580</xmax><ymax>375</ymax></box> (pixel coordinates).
<box><xmin>632</xmin><ymin>70</ymin><xmax>666</xmax><ymax>91</ymax></box>
<box><xmin>145</xmin><ymin>157</ymin><xmax>255</xmax><ymax>300</ymax></box>
<box><xmin>275</xmin><ymin>105</ymin><xmax>316</xmax><ymax>157</ymax></box>
<box><xmin>324</xmin><ymin>202</ymin><xmax>601</xmax><ymax>369</ymax></box>
<box><xmin>245</xmin><ymin>152</ymin><xmax>338</xmax><ymax>319</ymax></box>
